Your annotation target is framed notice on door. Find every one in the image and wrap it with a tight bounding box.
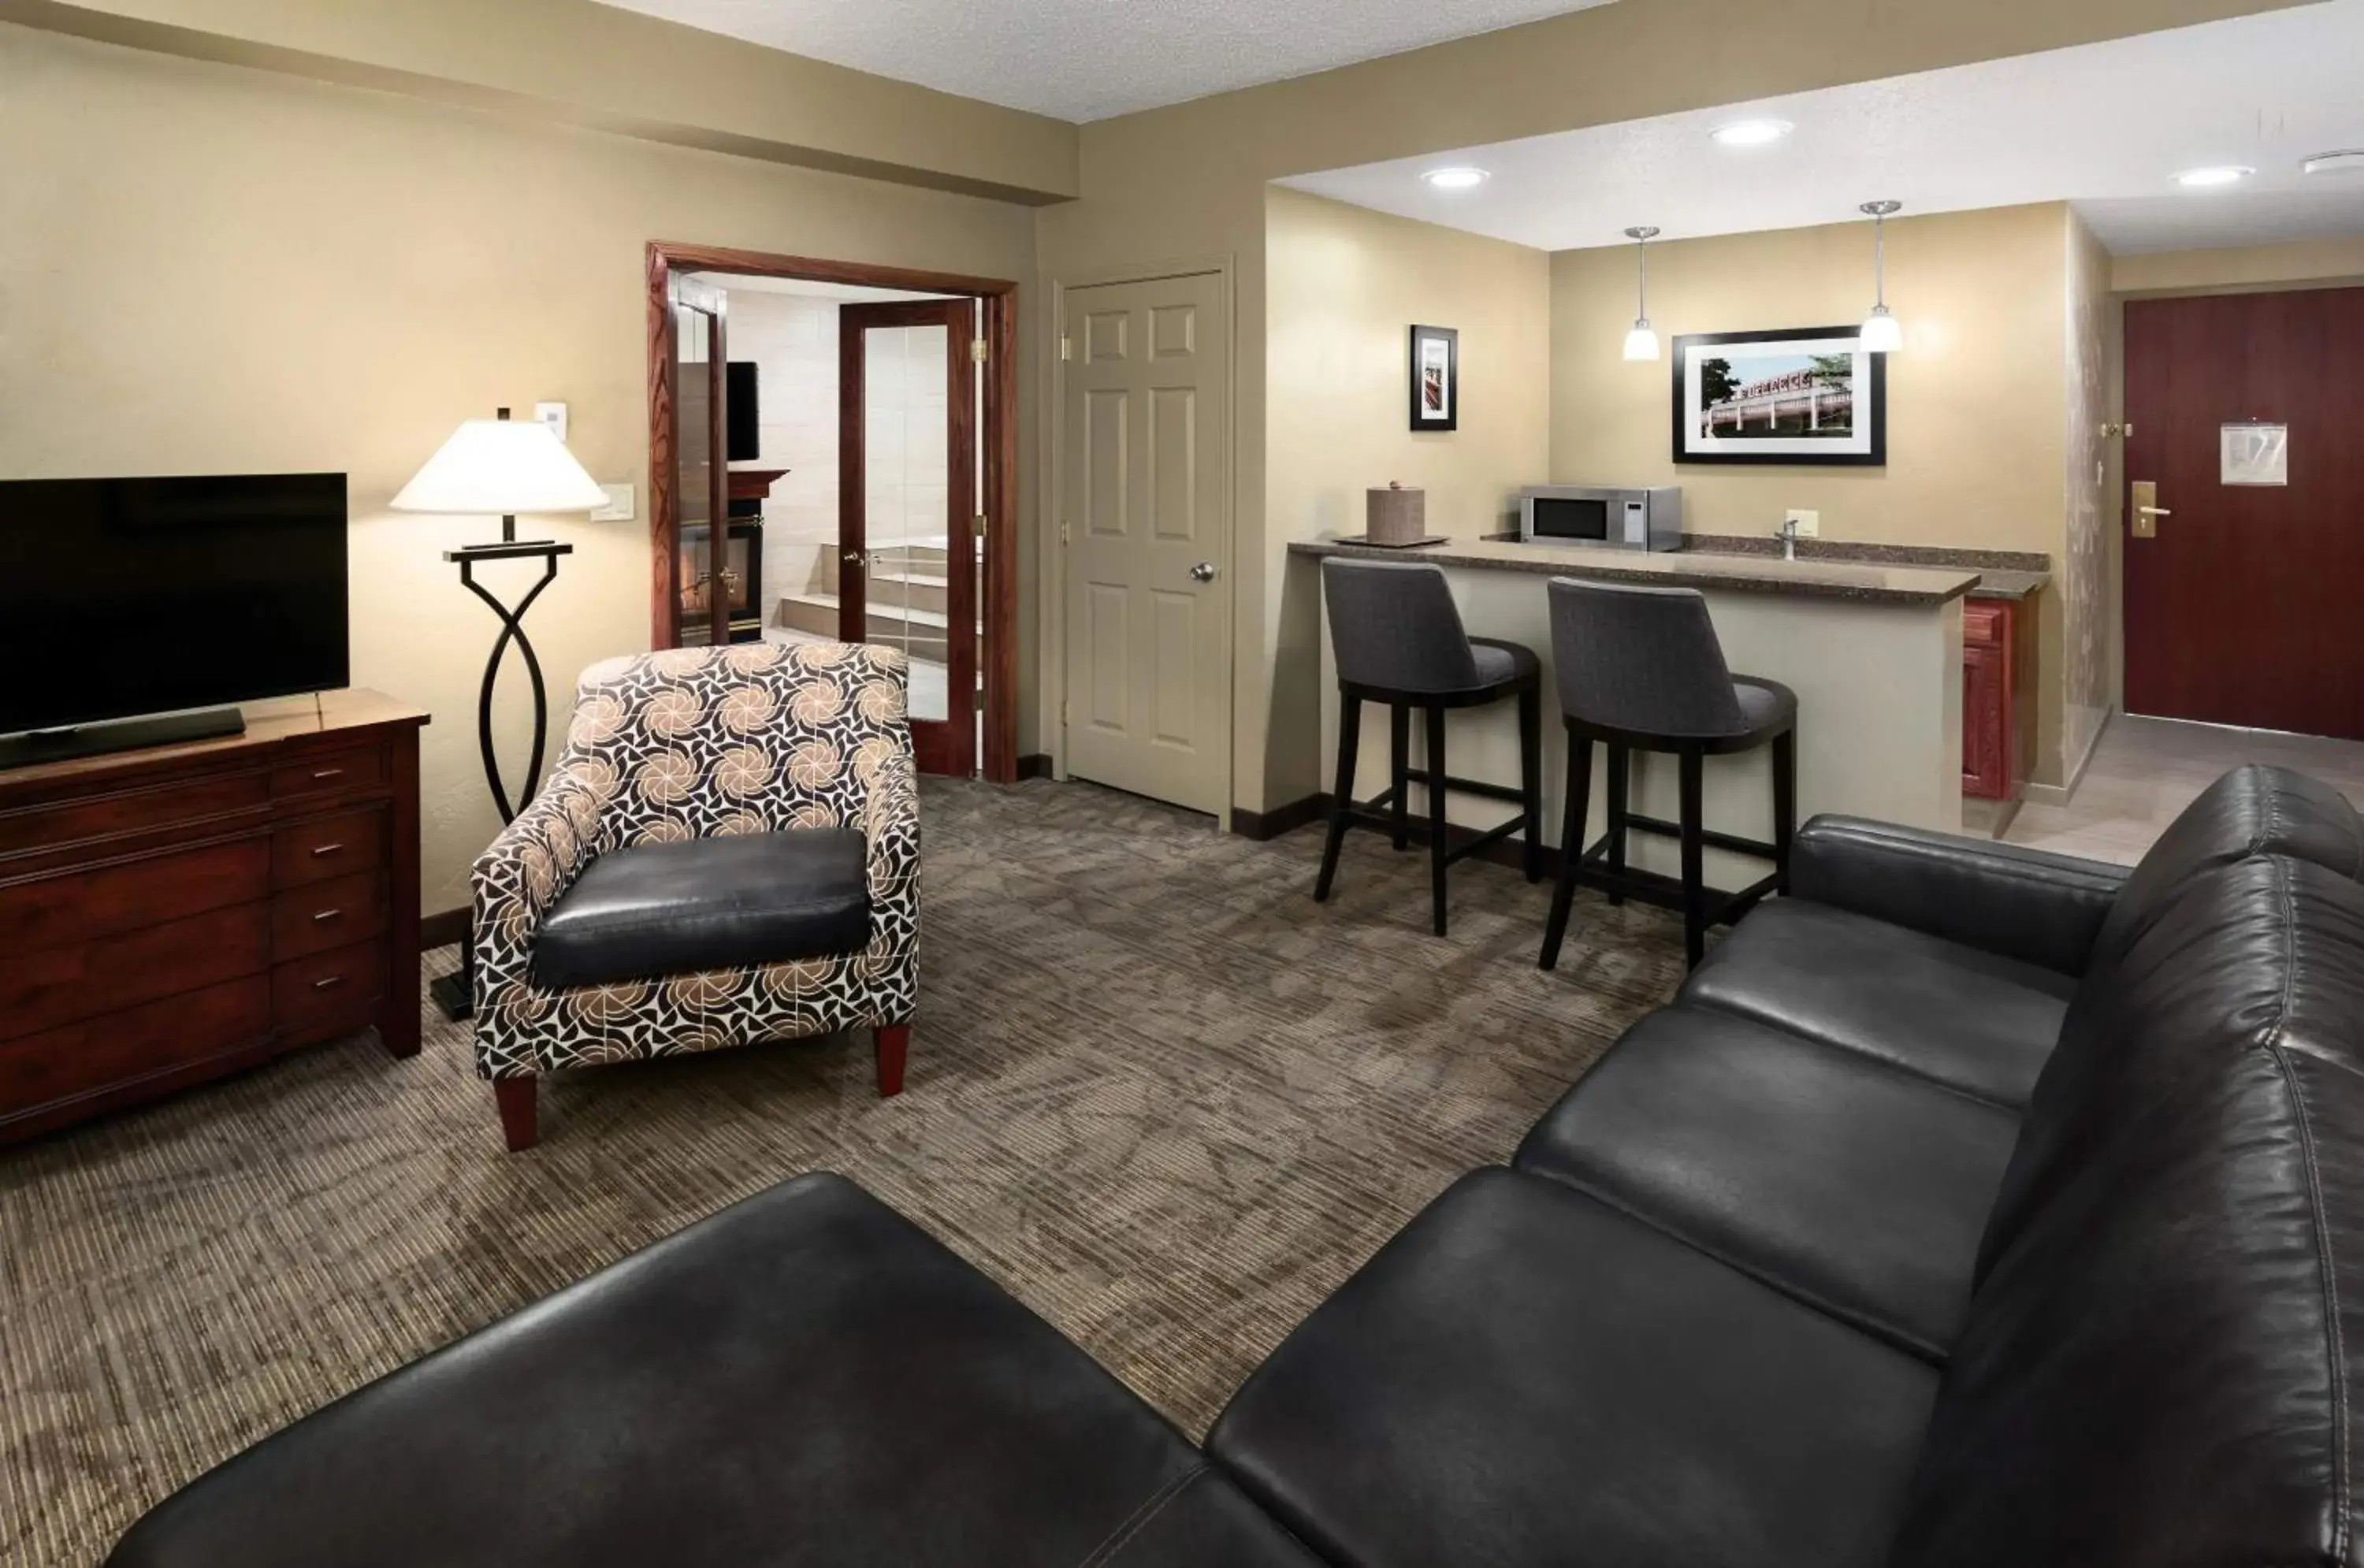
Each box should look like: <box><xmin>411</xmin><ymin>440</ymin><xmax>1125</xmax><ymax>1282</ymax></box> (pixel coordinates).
<box><xmin>2221</xmin><ymin>422</ymin><xmax>2288</xmax><ymax>486</ymax></box>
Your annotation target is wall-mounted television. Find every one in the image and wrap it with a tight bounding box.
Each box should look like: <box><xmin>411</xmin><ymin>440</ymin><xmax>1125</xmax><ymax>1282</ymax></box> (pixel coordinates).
<box><xmin>727</xmin><ymin>360</ymin><xmax>760</xmax><ymax>462</ymax></box>
<box><xmin>0</xmin><ymin>473</ymin><xmax>350</xmax><ymax>764</ymax></box>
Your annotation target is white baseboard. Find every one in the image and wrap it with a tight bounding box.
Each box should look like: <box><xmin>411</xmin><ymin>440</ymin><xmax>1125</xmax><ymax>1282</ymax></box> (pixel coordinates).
<box><xmin>2023</xmin><ymin>708</ymin><xmax>2114</xmax><ymax>807</ymax></box>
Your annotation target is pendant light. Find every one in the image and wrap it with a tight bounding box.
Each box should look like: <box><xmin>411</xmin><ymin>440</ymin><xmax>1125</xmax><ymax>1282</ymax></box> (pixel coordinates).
<box><xmin>1621</xmin><ymin>226</ymin><xmax>1661</xmax><ymax>362</ymax></box>
<box><xmin>1857</xmin><ymin>200</ymin><xmax>1904</xmax><ymax>353</ymax></box>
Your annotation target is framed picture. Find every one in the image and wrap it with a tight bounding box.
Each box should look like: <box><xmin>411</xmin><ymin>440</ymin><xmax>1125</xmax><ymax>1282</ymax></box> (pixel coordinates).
<box><xmin>1409</xmin><ymin>325</ymin><xmax>1459</xmax><ymax>432</ymax></box>
<box><xmin>1672</xmin><ymin>325</ymin><xmax>1886</xmax><ymax>466</ymax></box>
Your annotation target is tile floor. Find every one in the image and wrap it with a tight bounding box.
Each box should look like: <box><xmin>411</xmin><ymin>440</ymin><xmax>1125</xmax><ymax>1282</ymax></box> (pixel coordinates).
<box><xmin>2004</xmin><ymin>714</ymin><xmax>2364</xmax><ymax>865</ymax></box>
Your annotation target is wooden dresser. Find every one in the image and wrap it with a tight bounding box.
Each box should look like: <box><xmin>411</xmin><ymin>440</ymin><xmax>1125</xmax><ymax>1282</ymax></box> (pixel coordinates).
<box><xmin>0</xmin><ymin>690</ymin><xmax>427</xmax><ymax>1145</ymax></box>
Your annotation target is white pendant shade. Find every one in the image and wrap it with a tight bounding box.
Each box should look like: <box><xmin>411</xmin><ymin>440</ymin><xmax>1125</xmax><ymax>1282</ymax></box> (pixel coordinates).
<box><xmin>1622</xmin><ymin>322</ymin><xmax>1662</xmax><ymax>362</ymax></box>
<box><xmin>392</xmin><ymin>418</ymin><xmax>607</xmax><ymax>515</ymax></box>
<box><xmin>1859</xmin><ymin>305</ymin><xmax>1904</xmax><ymax>354</ymax></box>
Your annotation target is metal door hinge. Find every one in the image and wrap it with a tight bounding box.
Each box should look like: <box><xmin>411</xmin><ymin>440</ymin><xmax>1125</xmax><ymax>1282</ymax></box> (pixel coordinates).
<box><xmin>972</xmin><ymin>338</ymin><xmax>989</xmax><ymax>364</ymax></box>
<box><xmin>1062</xmin><ymin>700</ymin><xmax>1071</xmax><ymax>725</ymax></box>
<box><xmin>1060</xmin><ymin>521</ymin><xmax>1071</xmax><ymax>544</ymax></box>
<box><xmin>975</xmin><ymin>511</ymin><xmax>988</xmax><ymax>539</ymax></box>
<box><xmin>1060</xmin><ymin>334</ymin><xmax>1073</xmax><ymax>362</ymax></box>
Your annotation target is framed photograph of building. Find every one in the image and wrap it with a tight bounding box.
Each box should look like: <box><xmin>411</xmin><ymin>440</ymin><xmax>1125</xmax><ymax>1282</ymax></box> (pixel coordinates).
<box><xmin>1672</xmin><ymin>325</ymin><xmax>1886</xmax><ymax>466</ymax></box>
<box><xmin>1409</xmin><ymin>324</ymin><xmax>1459</xmax><ymax>432</ymax></box>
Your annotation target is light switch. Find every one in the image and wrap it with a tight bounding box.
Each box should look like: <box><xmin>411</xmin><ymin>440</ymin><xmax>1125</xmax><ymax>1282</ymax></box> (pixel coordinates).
<box><xmin>591</xmin><ymin>482</ymin><xmax>635</xmax><ymax>522</ymax></box>
<box><xmin>1784</xmin><ymin>509</ymin><xmax>1819</xmax><ymax>537</ymax></box>
<box><xmin>535</xmin><ymin>402</ymin><xmax>569</xmax><ymax>443</ymax></box>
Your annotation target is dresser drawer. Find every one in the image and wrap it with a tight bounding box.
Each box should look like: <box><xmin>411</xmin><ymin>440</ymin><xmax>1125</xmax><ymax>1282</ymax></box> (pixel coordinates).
<box><xmin>274</xmin><ymin>938</ymin><xmax>388</xmax><ymax>1027</ymax></box>
<box><xmin>0</xmin><ymin>771</ymin><xmax>269</xmax><ymax>856</ymax></box>
<box><xmin>0</xmin><ymin>977</ymin><xmax>269</xmax><ymax>1119</ymax></box>
<box><xmin>0</xmin><ymin>901</ymin><xmax>272</xmax><ymax>1042</ymax></box>
<box><xmin>273</xmin><ymin>807</ymin><xmax>388</xmax><ymax>889</ymax></box>
<box><xmin>272</xmin><ymin>745</ymin><xmax>389</xmax><ymax>801</ymax></box>
<box><xmin>273</xmin><ymin>871</ymin><xmax>388</xmax><ymax>960</ymax></box>
<box><xmin>0</xmin><ymin>836</ymin><xmax>272</xmax><ymax>953</ymax></box>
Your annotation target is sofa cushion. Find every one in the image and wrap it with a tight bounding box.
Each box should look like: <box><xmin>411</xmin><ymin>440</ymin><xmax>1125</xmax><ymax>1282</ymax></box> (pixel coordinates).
<box><xmin>1891</xmin><ymin>855</ymin><xmax>2364</xmax><ymax>1568</ymax></box>
<box><xmin>1515</xmin><ymin>1006</ymin><xmax>2020</xmax><ymax>1362</ymax></box>
<box><xmin>532</xmin><ymin>829</ymin><xmax>871</xmax><ymax>990</ymax></box>
<box><xmin>1680</xmin><ymin>897</ymin><xmax>2076</xmax><ymax>1109</ymax></box>
<box><xmin>1207</xmin><ymin>1169</ymin><xmax>1938</xmax><ymax>1568</ymax></box>
<box><xmin>108</xmin><ymin>1172</ymin><xmax>1321</xmax><ymax>1568</ymax></box>
<box><xmin>2089</xmin><ymin>762</ymin><xmax>2362</xmax><ymax>971</ymax></box>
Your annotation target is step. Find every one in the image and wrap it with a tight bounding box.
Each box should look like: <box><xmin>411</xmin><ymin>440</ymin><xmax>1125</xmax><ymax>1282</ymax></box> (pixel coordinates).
<box><xmin>776</xmin><ymin>591</ymin><xmax>961</xmax><ymax>665</ymax></box>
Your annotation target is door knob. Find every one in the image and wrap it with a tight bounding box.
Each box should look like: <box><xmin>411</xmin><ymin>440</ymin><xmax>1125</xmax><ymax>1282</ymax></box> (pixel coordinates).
<box><xmin>842</xmin><ymin>550</ymin><xmax>864</xmax><ymax>563</ymax></box>
<box><xmin>1190</xmin><ymin>562</ymin><xmax>1217</xmax><ymax>583</ymax></box>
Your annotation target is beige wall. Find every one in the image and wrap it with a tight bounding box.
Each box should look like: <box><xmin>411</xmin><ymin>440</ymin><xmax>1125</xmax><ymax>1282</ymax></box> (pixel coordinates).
<box><xmin>0</xmin><ymin>0</ymin><xmax>1076</xmax><ymax>203</ymax></box>
<box><xmin>1550</xmin><ymin>203</ymin><xmax>2080</xmax><ymax>783</ymax></box>
<box><xmin>2062</xmin><ymin>207</ymin><xmax>2113</xmax><ymax>781</ymax></box>
<box><xmin>1264</xmin><ymin>188</ymin><xmax>1552</xmax><ymax>803</ymax></box>
<box><xmin>2114</xmin><ymin>235</ymin><xmax>2364</xmax><ymax>295</ymax></box>
<box><xmin>0</xmin><ymin>22</ymin><xmax>1036</xmax><ymax>912</ymax></box>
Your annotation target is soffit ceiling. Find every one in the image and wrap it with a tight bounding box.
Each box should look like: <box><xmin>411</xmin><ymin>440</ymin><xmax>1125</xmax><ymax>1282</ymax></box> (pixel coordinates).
<box><xmin>1282</xmin><ymin>0</ymin><xmax>2364</xmax><ymax>255</ymax></box>
<box><xmin>592</xmin><ymin>0</ymin><xmax>1617</xmax><ymax>122</ymax></box>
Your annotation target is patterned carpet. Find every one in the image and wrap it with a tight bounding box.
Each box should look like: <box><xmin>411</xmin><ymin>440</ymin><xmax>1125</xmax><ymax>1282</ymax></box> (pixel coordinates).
<box><xmin>0</xmin><ymin>777</ymin><xmax>1686</xmax><ymax>1565</ymax></box>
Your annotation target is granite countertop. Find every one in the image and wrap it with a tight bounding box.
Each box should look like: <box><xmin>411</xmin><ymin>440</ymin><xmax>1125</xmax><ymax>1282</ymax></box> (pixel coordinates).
<box><xmin>1963</xmin><ymin>569</ymin><xmax>2047</xmax><ymax>601</ymax></box>
<box><xmin>1683</xmin><ymin>533</ymin><xmax>2052</xmax><ymax>601</ymax></box>
<box><xmin>1288</xmin><ymin>536</ymin><xmax>1984</xmax><ymax>607</ymax></box>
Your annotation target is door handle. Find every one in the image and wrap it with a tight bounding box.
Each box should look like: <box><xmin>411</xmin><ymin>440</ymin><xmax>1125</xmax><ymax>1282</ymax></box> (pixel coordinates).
<box><xmin>1189</xmin><ymin>562</ymin><xmax>1217</xmax><ymax>583</ymax></box>
<box><xmin>842</xmin><ymin>550</ymin><xmax>864</xmax><ymax>564</ymax></box>
<box><xmin>2130</xmin><ymin>480</ymin><xmax>2167</xmax><ymax>538</ymax></box>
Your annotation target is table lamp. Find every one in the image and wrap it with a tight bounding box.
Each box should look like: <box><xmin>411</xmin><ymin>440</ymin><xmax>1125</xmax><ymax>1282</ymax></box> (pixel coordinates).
<box><xmin>393</xmin><ymin>407</ymin><xmax>608</xmax><ymax>1018</ymax></box>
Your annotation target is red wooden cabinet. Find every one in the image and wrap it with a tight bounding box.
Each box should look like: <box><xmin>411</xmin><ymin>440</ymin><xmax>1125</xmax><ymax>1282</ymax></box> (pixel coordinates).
<box><xmin>1962</xmin><ymin>597</ymin><xmax>2025</xmax><ymax>801</ymax></box>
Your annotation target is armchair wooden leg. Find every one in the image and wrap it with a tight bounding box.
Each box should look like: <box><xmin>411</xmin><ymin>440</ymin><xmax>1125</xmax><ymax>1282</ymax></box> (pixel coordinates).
<box><xmin>492</xmin><ymin>1077</ymin><xmax>539</xmax><ymax>1152</ymax></box>
<box><xmin>874</xmin><ymin>1024</ymin><xmax>909</xmax><ymax>1098</ymax></box>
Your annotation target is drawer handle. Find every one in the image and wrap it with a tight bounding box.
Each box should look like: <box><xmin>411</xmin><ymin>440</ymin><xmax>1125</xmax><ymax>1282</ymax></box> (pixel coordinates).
<box><xmin>311</xmin><ymin>767</ymin><xmax>346</xmax><ymax>782</ymax></box>
<box><xmin>312</xmin><ymin>975</ymin><xmax>346</xmax><ymax>991</ymax></box>
<box><xmin>309</xmin><ymin>842</ymin><xmax>346</xmax><ymax>858</ymax></box>
<box><xmin>311</xmin><ymin>908</ymin><xmax>344</xmax><ymax>924</ymax></box>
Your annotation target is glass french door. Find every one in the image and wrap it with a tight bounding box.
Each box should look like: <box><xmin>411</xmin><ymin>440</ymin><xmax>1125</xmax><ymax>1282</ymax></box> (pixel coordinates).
<box><xmin>838</xmin><ymin>299</ymin><xmax>979</xmax><ymax>775</ymax></box>
<box><xmin>668</xmin><ymin>272</ymin><xmax>732</xmax><ymax>648</ymax></box>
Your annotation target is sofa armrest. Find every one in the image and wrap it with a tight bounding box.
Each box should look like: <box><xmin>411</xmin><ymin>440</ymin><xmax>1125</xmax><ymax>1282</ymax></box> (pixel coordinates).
<box><xmin>1788</xmin><ymin>815</ymin><xmax>2130</xmax><ymax>976</ymax></box>
<box><xmin>469</xmin><ymin>765</ymin><xmax>613</xmax><ymax>1053</ymax></box>
<box><xmin>855</xmin><ymin>736</ymin><xmax>921</xmax><ymax>970</ymax></box>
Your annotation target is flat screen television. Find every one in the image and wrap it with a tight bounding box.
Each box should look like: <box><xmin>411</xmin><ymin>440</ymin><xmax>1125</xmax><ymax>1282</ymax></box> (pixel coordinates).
<box><xmin>727</xmin><ymin>360</ymin><xmax>760</xmax><ymax>462</ymax></box>
<box><xmin>0</xmin><ymin>473</ymin><xmax>349</xmax><ymax>760</ymax></box>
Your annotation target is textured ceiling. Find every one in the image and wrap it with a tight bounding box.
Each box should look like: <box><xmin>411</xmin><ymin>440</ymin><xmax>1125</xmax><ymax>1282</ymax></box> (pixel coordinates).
<box><xmin>1284</xmin><ymin>0</ymin><xmax>2364</xmax><ymax>256</ymax></box>
<box><xmin>592</xmin><ymin>0</ymin><xmax>1617</xmax><ymax>122</ymax></box>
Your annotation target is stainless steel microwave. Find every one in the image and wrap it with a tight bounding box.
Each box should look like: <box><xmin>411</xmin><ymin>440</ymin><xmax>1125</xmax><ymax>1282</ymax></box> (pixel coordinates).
<box><xmin>1518</xmin><ymin>486</ymin><xmax>1682</xmax><ymax>552</ymax></box>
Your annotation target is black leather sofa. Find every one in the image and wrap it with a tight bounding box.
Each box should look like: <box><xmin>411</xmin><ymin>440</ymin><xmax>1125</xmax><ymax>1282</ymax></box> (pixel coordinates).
<box><xmin>110</xmin><ymin>765</ymin><xmax>2364</xmax><ymax>1567</ymax></box>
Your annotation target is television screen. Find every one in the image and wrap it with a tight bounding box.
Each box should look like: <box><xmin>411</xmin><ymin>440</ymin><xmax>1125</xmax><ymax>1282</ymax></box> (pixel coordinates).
<box><xmin>0</xmin><ymin>474</ymin><xmax>350</xmax><ymax>736</ymax></box>
<box><xmin>727</xmin><ymin>360</ymin><xmax>760</xmax><ymax>462</ymax></box>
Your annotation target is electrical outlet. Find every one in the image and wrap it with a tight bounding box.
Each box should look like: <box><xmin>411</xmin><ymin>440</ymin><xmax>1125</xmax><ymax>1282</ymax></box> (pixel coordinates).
<box><xmin>535</xmin><ymin>402</ymin><xmax>569</xmax><ymax>443</ymax></box>
<box><xmin>1784</xmin><ymin>508</ymin><xmax>1819</xmax><ymax>537</ymax></box>
<box><xmin>591</xmin><ymin>482</ymin><xmax>635</xmax><ymax>522</ymax></box>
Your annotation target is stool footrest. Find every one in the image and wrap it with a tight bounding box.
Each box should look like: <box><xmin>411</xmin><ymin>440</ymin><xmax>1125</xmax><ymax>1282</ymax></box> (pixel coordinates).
<box><xmin>1620</xmin><ymin>812</ymin><xmax>1781</xmax><ymax>863</ymax></box>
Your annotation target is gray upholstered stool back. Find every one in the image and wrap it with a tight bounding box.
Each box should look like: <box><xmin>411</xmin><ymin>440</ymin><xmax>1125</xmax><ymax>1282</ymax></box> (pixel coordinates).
<box><xmin>1548</xmin><ymin>578</ymin><xmax>1745</xmax><ymax>738</ymax></box>
<box><xmin>1322</xmin><ymin>558</ymin><xmax>1481</xmax><ymax>693</ymax></box>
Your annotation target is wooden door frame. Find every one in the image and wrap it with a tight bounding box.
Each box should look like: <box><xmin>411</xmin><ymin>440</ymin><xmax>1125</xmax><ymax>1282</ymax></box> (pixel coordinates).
<box><xmin>1041</xmin><ymin>256</ymin><xmax>1238</xmax><ymax>823</ymax></box>
<box><xmin>646</xmin><ymin>241</ymin><xmax>1020</xmax><ymax>784</ymax></box>
<box><xmin>838</xmin><ymin>295</ymin><xmax>979</xmax><ymax>778</ymax></box>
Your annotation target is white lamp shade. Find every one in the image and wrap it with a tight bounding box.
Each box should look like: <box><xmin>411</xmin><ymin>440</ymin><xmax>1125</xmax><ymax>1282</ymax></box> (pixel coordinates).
<box><xmin>391</xmin><ymin>418</ymin><xmax>608</xmax><ymax>515</ymax></box>
<box><xmin>1859</xmin><ymin>306</ymin><xmax>1904</xmax><ymax>354</ymax></box>
<box><xmin>1622</xmin><ymin>321</ymin><xmax>1663</xmax><ymax>362</ymax></box>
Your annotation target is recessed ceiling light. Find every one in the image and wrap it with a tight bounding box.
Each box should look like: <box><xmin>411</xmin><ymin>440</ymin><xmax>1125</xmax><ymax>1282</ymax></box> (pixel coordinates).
<box><xmin>2173</xmin><ymin>165</ymin><xmax>2254</xmax><ymax>188</ymax></box>
<box><xmin>1711</xmin><ymin>119</ymin><xmax>1793</xmax><ymax>147</ymax></box>
<box><xmin>1422</xmin><ymin>166</ymin><xmax>1490</xmax><ymax>191</ymax></box>
<box><xmin>2303</xmin><ymin>149</ymin><xmax>2364</xmax><ymax>177</ymax></box>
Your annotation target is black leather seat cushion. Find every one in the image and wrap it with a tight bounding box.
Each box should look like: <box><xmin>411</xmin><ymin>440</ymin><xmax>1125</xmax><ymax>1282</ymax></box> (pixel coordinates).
<box><xmin>1515</xmin><ymin>1005</ymin><xmax>2020</xmax><ymax>1362</ymax></box>
<box><xmin>1208</xmin><ymin>1169</ymin><xmax>1938</xmax><ymax>1568</ymax></box>
<box><xmin>1682</xmin><ymin>897</ymin><xmax>2076</xmax><ymax>1109</ymax></box>
<box><xmin>107</xmin><ymin>1173</ymin><xmax>1322</xmax><ymax>1568</ymax></box>
<box><xmin>532</xmin><ymin>829</ymin><xmax>872</xmax><ymax>990</ymax></box>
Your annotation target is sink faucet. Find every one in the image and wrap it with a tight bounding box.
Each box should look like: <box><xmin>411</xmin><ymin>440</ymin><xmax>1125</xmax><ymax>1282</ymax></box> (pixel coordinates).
<box><xmin>1774</xmin><ymin>517</ymin><xmax>1801</xmax><ymax>562</ymax></box>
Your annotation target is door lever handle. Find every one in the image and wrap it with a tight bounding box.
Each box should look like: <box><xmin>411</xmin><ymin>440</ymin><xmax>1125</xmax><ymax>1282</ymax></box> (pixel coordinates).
<box><xmin>2137</xmin><ymin>505</ymin><xmax>2172</xmax><ymax>516</ymax></box>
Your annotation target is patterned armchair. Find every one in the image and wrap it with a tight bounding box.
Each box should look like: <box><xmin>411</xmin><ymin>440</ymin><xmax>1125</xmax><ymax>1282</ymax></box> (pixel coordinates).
<box><xmin>470</xmin><ymin>640</ymin><xmax>919</xmax><ymax>1150</ymax></box>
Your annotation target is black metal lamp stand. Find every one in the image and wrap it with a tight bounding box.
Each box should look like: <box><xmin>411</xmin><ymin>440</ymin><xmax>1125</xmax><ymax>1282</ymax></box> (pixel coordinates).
<box><xmin>429</xmin><ymin>482</ymin><xmax>575</xmax><ymax>1022</ymax></box>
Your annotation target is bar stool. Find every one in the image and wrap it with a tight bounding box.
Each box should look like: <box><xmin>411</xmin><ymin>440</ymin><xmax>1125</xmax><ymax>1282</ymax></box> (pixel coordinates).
<box><xmin>1537</xmin><ymin>577</ymin><xmax>1797</xmax><ymax>970</ymax></box>
<box><xmin>1313</xmin><ymin>558</ymin><xmax>1543</xmax><ymax>936</ymax></box>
